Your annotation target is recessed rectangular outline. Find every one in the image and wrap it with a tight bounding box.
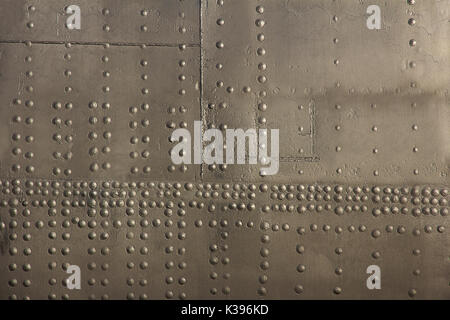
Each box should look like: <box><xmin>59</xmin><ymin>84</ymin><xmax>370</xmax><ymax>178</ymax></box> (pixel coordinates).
<box><xmin>280</xmin><ymin>99</ymin><xmax>319</xmax><ymax>162</ymax></box>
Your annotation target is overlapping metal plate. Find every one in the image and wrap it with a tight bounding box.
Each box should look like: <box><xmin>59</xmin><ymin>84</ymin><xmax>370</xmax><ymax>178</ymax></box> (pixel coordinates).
<box><xmin>0</xmin><ymin>0</ymin><xmax>448</xmax><ymax>300</ymax></box>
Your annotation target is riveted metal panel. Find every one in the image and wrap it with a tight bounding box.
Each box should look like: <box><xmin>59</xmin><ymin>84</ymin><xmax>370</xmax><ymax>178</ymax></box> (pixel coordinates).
<box><xmin>0</xmin><ymin>0</ymin><xmax>448</xmax><ymax>300</ymax></box>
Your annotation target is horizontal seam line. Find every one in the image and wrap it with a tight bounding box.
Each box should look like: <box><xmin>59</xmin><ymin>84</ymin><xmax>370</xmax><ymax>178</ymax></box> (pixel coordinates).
<box><xmin>0</xmin><ymin>40</ymin><xmax>200</xmax><ymax>47</ymax></box>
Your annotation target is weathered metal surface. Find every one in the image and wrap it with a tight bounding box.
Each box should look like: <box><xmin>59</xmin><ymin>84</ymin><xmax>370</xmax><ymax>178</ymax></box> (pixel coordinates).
<box><xmin>0</xmin><ymin>0</ymin><xmax>448</xmax><ymax>300</ymax></box>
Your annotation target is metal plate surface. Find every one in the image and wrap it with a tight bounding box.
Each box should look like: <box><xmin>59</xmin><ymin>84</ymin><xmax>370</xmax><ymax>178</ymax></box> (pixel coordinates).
<box><xmin>0</xmin><ymin>0</ymin><xmax>448</xmax><ymax>300</ymax></box>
